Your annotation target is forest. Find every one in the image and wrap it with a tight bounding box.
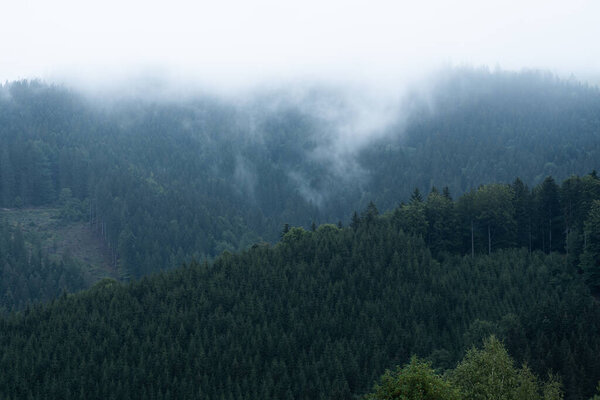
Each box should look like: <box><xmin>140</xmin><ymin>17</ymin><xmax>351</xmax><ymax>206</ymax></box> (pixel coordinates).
<box><xmin>1</xmin><ymin>69</ymin><xmax>600</xmax><ymax>282</ymax></box>
<box><xmin>1</xmin><ymin>69</ymin><xmax>600</xmax><ymax>398</ymax></box>
<box><xmin>1</xmin><ymin>195</ymin><xmax>600</xmax><ymax>398</ymax></box>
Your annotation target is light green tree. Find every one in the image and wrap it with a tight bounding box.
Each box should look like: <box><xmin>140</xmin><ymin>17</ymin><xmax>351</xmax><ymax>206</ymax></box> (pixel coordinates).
<box><xmin>450</xmin><ymin>336</ymin><xmax>562</xmax><ymax>400</ymax></box>
<box><xmin>590</xmin><ymin>381</ymin><xmax>600</xmax><ymax>400</ymax></box>
<box><xmin>365</xmin><ymin>356</ymin><xmax>461</xmax><ymax>400</ymax></box>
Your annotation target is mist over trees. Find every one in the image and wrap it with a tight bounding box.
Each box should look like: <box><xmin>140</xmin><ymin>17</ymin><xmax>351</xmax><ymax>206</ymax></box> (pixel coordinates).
<box><xmin>1</xmin><ymin>69</ymin><xmax>600</xmax><ymax>399</ymax></box>
<box><xmin>1</xmin><ymin>69</ymin><xmax>600</xmax><ymax>280</ymax></box>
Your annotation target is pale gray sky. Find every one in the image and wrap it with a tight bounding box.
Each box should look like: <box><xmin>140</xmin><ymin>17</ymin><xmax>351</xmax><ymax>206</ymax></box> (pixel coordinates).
<box><xmin>1</xmin><ymin>0</ymin><xmax>599</xmax><ymax>89</ymax></box>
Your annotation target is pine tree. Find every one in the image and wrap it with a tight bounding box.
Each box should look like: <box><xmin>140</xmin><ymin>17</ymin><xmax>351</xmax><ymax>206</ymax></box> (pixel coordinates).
<box><xmin>411</xmin><ymin>188</ymin><xmax>423</xmax><ymax>203</ymax></box>
<box><xmin>580</xmin><ymin>200</ymin><xmax>600</xmax><ymax>293</ymax></box>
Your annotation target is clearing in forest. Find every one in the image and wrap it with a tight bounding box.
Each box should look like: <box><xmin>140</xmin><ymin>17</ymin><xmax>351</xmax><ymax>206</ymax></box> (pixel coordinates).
<box><xmin>0</xmin><ymin>207</ymin><xmax>120</xmax><ymax>282</ymax></box>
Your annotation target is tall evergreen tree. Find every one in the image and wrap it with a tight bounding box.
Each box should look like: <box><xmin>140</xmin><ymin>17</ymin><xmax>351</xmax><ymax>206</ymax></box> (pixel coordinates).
<box><xmin>535</xmin><ymin>177</ymin><xmax>562</xmax><ymax>253</ymax></box>
<box><xmin>512</xmin><ymin>178</ymin><xmax>532</xmax><ymax>251</ymax></box>
<box><xmin>580</xmin><ymin>200</ymin><xmax>600</xmax><ymax>293</ymax></box>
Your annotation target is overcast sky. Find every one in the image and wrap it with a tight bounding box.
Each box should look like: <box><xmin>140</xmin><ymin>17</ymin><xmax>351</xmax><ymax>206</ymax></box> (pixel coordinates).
<box><xmin>1</xmin><ymin>0</ymin><xmax>599</xmax><ymax>90</ymax></box>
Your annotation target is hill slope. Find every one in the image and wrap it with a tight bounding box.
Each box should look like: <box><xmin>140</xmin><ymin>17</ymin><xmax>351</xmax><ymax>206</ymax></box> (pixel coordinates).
<box><xmin>1</xmin><ymin>69</ymin><xmax>600</xmax><ymax>281</ymax></box>
<box><xmin>1</xmin><ymin>211</ymin><xmax>599</xmax><ymax>399</ymax></box>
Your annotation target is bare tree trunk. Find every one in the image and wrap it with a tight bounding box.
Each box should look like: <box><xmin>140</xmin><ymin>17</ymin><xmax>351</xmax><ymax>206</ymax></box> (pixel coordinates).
<box><xmin>528</xmin><ymin>220</ymin><xmax>532</xmax><ymax>254</ymax></box>
<box><xmin>471</xmin><ymin>219</ymin><xmax>474</xmax><ymax>258</ymax></box>
<box><xmin>565</xmin><ymin>202</ymin><xmax>571</xmax><ymax>265</ymax></box>
<box><xmin>565</xmin><ymin>226</ymin><xmax>569</xmax><ymax>267</ymax></box>
<box><xmin>542</xmin><ymin>229</ymin><xmax>545</xmax><ymax>253</ymax></box>
<box><xmin>488</xmin><ymin>224</ymin><xmax>491</xmax><ymax>255</ymax></box>
<box><xmin>549</xmin><ymin>218</ymin><xmax>552</xmax><ymax>252</ymax></box>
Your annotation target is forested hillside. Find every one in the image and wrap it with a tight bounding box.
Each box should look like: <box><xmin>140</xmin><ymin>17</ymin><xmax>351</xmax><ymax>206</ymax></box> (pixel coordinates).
<box><xmin>363</xmin><ymin>70</ymin><xmax>600</xmax><ymax>210</ymax></box>
<box><xmin>1</xmin><ymin>69</ymin><xmax>600</xmax><ymax>284</ymax></box>
<box><xmin>0</xmin><ymin>219</ymin><xmax>87</xmax><ymax>313</ymax></box>
<box><xmin>1</xmin><ymin>68</ymin><xmax>600</xmax><ymax>398</ymax></box>
<box><xmin>1</xmin><ymin>204</ymin><xmax>599</xmax><ymax>399</ymax></box>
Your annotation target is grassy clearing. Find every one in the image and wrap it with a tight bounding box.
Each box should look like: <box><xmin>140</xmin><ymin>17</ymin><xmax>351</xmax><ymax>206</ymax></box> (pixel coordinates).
<box><xmin>0</xmin><ymin>207</ymin><xmax>120</xmax><ymax>282</ymax></box>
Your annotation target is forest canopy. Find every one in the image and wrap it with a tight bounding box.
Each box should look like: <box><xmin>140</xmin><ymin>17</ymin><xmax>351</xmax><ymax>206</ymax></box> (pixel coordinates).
<box><xmin>1</xmin><ymin>70</ymin><xmax>600</xmax><ymax>399</ymax></box>
<box><xmin>1</xmin><ymin>198</ymin><xmax>599</xmax><ymax>399</ymax></box>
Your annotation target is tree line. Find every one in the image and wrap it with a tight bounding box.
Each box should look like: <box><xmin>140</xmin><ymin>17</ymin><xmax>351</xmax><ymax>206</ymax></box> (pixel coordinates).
<box><xmin>1</xmin><ymin>206</ymin><xmax>599</xmax><ymax>399</ymax></box>
<box><xmin>2</xmin><ymin>69</ymin><xmax>600</xmax><ymax>281</ymax></box>
<box><xmin>384</xmin><ymin>172</ymin><xmax>600</xmax><ymax>292</ymax></box>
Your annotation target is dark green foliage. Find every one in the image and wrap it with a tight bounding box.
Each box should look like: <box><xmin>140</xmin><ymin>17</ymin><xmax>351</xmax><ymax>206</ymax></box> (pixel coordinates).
<box><xmin>580</xmin><ymin>200</ymin><xmax>600</xmax><ymax>292</ymax></box>
<box><xmin>362</xmin><ymin>69</ymin><xmax>600</xmax><ymax>211</ymax></box>
<box><xmin>474</xmin><ymin>184</ymin><xmax>516</xmax><ymax>254</ymax></box>
<box><xmin>411</xmin><ymin>188</ymin><xmax>424</xmax><ymax>203</ymax></box>
<box><xmin>1</xmin><ymin>70</ymin><xmax>600</xmax><ymax>398</ymax></box>
<box><xmin>0</xmin><ymin>213</ymin><xmax>599</xmax><ymax>399</ymax></box>
<box><xmin>535</xmin><ymin>177</ymin><xmax>562</xmax><ymax>253</ymax></box>
<box><xmin>2</xmin><ymin>69</ymin><xmax>600</xmax><ymax>281</ymax></box>
<box><xmin>0</xmin><ymin>219</ymin><xmax>87</xmax><ymax>312</ymax></box>
<box><xmin>512</xmin><ymin>178</ymin><xmax>532</xmax><ymax>251</ymax></box>
<box><xmin>424</xmin><ymin>189</ymin><xmax>456</xmax><ymax>254</ymax></box>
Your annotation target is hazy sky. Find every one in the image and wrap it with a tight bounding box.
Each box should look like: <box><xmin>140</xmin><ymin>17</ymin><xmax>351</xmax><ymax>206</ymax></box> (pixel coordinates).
<box><xmin>1</xmin><ymin>0</ymin><xmax>599</xmax><ymax>89</ymax></box>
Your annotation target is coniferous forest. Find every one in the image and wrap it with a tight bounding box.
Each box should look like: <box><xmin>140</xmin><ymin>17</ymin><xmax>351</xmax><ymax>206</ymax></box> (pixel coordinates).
<box><xmin>1</xmin><ymin>69</ymin><xmax>600</xmax><ymax>399</ymax></box>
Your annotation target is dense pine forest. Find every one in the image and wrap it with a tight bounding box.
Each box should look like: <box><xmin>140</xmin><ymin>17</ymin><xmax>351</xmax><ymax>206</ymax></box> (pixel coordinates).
<box><xmin>0</xmin><ymin>219</ymin><xmax>87</xmax><ymax>313</ymax></box>
<box><xmin>1</xmin><ymin>69</ymin><xmax>600</xmax><ymax>282</ymax></box>
<box><xmin>1</xmin><ymin>69</ymin><xmax>600</xmax><ymax>399</ymax></box>
<box><xmin>1</xmin><ymin>201</ymin><xmax>600</xmax><ymax>399</ymax></box>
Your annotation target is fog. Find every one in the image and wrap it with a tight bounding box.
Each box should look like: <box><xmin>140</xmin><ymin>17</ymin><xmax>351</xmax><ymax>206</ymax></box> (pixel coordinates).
<box><xmin>2</xmin><ymin>0</ymin><xmax>599</xmax><ymax>206</ymax></box>
<box><xmin>1</xmin><ymin>0</ymin><xmax>599</xmax><ymax>90</ymax></box>
<box><xmin>3</xmin><ymin>0</ymin><xmax>598</xmax><ymax>132</ymax></box>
